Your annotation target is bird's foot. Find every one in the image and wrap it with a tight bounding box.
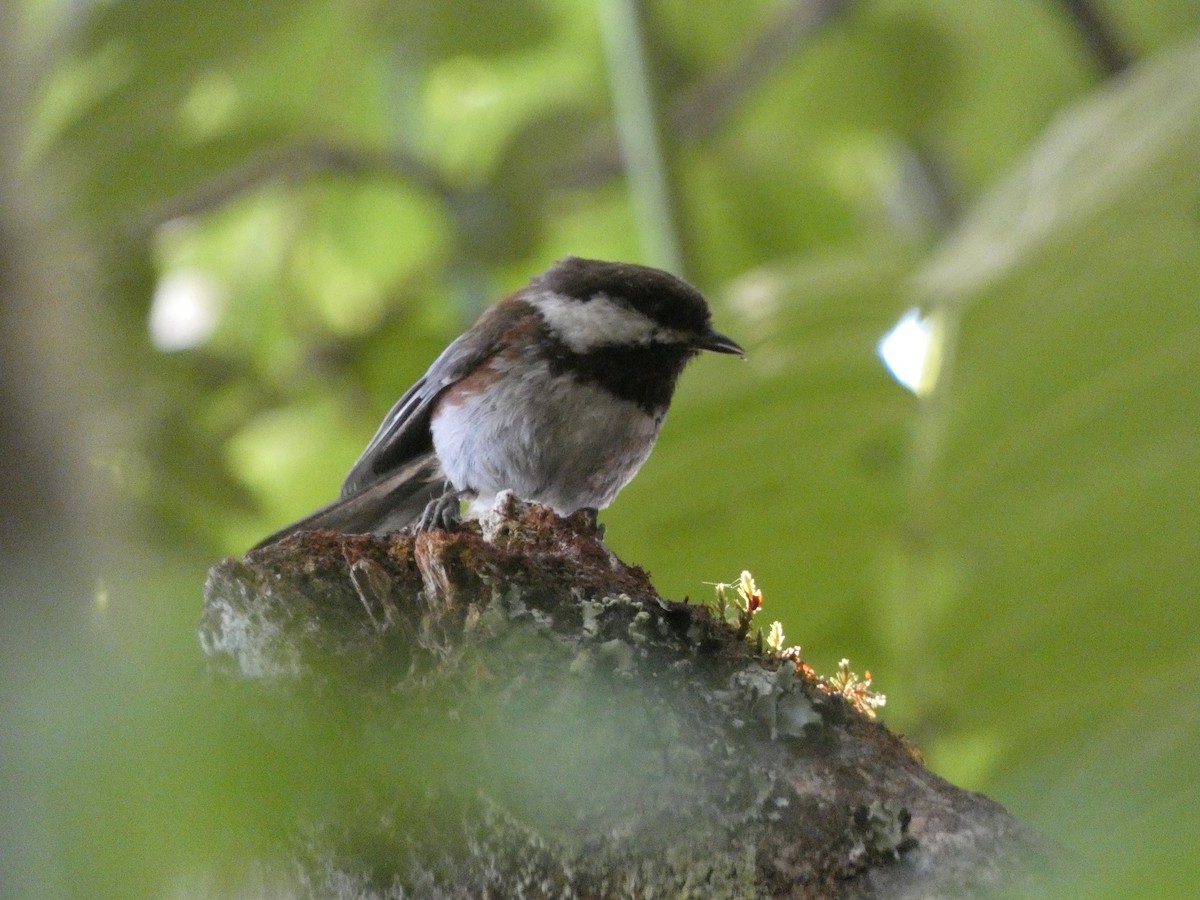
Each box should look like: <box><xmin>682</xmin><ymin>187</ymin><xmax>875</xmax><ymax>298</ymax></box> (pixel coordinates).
<box><xmin>577</xmin><ymin>506</ymin><xmax>605</xmax><ymax>541</ymax></box>
<box><xmin>415</xmin><ymin>490</ymin><xmax>470</xmax><ymax>533</ymax></box>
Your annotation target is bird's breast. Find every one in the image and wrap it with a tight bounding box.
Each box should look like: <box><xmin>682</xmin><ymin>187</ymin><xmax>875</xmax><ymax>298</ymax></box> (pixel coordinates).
<box><xmin>430</xmin><ymin>359</ymin><xmax>664</xmax><ymax>515</ymax></box>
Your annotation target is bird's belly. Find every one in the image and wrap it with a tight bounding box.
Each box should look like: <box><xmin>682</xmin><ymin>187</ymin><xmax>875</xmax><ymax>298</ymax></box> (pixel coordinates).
<box><xmin>430</xmin><ymin>364</ymin><xmax>662</xmax><ymax>514</ymax></box>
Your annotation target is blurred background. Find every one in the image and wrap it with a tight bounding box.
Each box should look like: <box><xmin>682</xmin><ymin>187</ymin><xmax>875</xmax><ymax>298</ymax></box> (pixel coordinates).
<box><xmin>2</xmin><ymin>0</ymin><xmax>1198</xmax><ymax>895</ymax></box>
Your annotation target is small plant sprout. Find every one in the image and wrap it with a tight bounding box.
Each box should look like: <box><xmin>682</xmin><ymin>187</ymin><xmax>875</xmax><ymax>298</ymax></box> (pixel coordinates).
<box><xmin>707</xmin><ymin>571</ymin><xmax>798</xmax><ymax>650</ymax></box>
<box><xmin>706</xmin><ymin>570</ymin><xmax>764</xmax><ymax>635</ymax></box>
<box><xmin>819</xmin><ymin>659</ymin><xmax>887</xmax><ymax>719</ymax></box>
<box><xmin>706</xmin><ymin>579</ymin><xmax>734</xmax><ymax>624</ymax></box>
<box><xmin>737</xmin><ymin>570</ymin><xmax>763</xmax><ymax>616</ymax></box>
<box><xmin>764</xmin><ymin>620</ymin><xmax>786</xmax><ymax>655</ymax></box>
<box><xmin>732</xmin><ymin>570</ymin><xmax>763</xmax><ymax>635</ymax></box>
<box><xmin>705</xmin><ymin>570</ymin><xmax>887</xmax><ymax>720</ymax></box>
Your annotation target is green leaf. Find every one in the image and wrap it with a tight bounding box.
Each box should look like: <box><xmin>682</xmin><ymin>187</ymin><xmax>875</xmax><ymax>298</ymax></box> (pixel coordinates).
<box><xmin>902</xmin><ymin>38</ymin><xmax>1200</xmax><ymax>896</ymax></box>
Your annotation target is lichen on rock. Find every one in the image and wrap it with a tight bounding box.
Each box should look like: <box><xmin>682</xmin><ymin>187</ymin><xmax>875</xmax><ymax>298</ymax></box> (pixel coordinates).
<box><xmin>200</xmin><ymin>495</ymin><xmax>1045</xmax><ymax>898</ymax></box>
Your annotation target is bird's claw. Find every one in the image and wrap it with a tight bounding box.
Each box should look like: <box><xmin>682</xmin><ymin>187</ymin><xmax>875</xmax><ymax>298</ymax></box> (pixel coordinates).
<box><xmin>415</xmin><ymin>491</ymin><xmax>468</xmax><ymax>533</ymax></box>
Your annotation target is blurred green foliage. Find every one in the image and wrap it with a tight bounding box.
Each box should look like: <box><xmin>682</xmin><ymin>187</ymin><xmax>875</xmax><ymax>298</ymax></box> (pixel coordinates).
<box><xmin>5</xmin><ymin>0</ymin><xmax>1200</xmax><ymax>895</ymax></box>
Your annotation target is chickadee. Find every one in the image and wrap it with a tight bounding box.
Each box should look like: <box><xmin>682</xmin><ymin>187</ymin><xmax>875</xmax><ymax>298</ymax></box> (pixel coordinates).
<box><xmin>253</xmin><ymin>256</ymin><xmax>743</xmax><ymax>549</ymax></box>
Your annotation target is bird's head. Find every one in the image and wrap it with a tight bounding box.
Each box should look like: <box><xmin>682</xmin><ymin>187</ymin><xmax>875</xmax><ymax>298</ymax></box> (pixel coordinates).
<box><xmin>526</xmin><ymin>257</ymin><xmax>744</xmax><ymax>360</ymax></box>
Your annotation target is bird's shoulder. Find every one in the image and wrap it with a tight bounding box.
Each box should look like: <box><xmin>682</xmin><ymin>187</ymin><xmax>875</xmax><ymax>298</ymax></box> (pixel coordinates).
<box><xmin>341</xmin><ymin>295</ymin><xmax>539</xmax><ymax>496</ymax></box>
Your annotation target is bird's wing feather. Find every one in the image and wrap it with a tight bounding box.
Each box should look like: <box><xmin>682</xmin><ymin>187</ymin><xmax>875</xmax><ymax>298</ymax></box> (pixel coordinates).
<box><xmin>341</xmin><ymin>297</ymin><xmax>535</xmax><ymax>497</ymax></box>
<box><xmin>253</xmin><ymin>454</ymin><xmax>447</xmax><ymax>549</ymax></box>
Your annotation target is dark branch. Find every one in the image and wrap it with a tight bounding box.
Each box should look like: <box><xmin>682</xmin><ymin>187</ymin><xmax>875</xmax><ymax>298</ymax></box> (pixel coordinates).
<box><xmin>671</xmin><ymin>0</ymin><xmax>854</xmax><ymax>144</ymax></box>
<box><xmin>143</xmin><ymin>1</ymin><xmax>851</xmax><ymax>221</ymax></box>
<box><xmin>1056</xmin><ymin>0</ymin><xmax>1133</xmax><ymax>77</ymax></box>
<box><xmin>565</xmin><ymin>0</ymin><xmax>852</xmax><ymax>188</ymax></box>
<box><xmin>139</xmin><ymin>140</ymin><xmax>448</xmax><ymax>230</ymax></box>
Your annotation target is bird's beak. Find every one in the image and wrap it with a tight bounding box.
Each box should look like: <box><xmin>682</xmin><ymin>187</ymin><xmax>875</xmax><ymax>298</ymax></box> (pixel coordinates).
<box><xmin>697</xmin><ymin>329</ymin><xmax>745</xmax><ymax>358</ymax></box>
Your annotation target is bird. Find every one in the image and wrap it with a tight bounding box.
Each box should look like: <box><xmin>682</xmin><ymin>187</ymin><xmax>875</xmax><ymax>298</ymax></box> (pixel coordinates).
<box><xmin>252</xmin><ymin>256</ymin><xmax>743</xmax><ymax>549</ymax></box>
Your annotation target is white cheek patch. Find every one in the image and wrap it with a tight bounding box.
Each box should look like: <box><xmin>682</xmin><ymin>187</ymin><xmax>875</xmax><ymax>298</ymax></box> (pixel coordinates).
<box><xmin>529</xmin><ymin>289</ymin><xmax>684</xmax><ymax>353</ymax></box>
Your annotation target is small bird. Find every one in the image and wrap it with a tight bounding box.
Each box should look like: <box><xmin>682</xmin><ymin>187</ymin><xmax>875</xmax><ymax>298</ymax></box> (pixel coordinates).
<box><xmin>253</xmin><ymin>257</ymin><xmax>743</xmax><ymax>549</ymax></box>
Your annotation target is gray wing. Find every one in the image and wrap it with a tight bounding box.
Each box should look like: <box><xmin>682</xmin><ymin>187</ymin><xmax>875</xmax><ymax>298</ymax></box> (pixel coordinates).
<box><xmin>340</xmin><ymin>374</ymin><xmax>442</xmax><ymax>498</ymax></box>
<box><xmin>251</xmin><ymin>453</ymin><xmax>446</xmax><ymax>549</ymax></box>
<box><xmin>341</xmin><ymin>298</ymin><xmax>534</xmax><ymax>496</ymax></box>
<box><xmin>250</xmin><ymin>297</ymin><xmax>535</xmax><ymax>550</ymax></box>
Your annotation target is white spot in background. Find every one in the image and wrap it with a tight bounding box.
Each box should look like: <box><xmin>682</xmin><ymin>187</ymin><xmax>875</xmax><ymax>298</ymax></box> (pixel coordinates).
<box><xmin>878</xmin><ymin>307</ymin><xmax>937</xmax><ymax>396</ymax></box>
<box><xmin>726</xmin><ymin>269</ymin><xmax>783</xmax><ymax>323</ymax></box>
<box><xmin>149</xmin><ymin>270</ymin><xmax>223</xmax><ymax>352</ymax></box>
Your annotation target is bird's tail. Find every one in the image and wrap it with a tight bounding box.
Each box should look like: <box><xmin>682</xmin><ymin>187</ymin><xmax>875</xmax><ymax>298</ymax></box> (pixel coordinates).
<box><xmin>250</xmin><ymin>453</ymin><xmax>449</xmax><ymax>551</ymax></box>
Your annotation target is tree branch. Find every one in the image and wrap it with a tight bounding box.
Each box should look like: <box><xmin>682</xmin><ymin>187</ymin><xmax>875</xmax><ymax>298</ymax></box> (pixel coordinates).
<box><xmin>671</xmin><ymin>0</ymin><xmax>853</xmax><ymax>144</ymax></box>
<box><xmin>200</xmin><ymin>497</ymin><xmax>1047</xmax><ymax>898</ymax></box>
<box><xmin>140</xmin><ymin>1</ymin><xmax>851</xmax><ymax>226</ymax></box>
<box><xmin>139</xmin><ymin>140</ymin><xmax>448</xmax><ymax>229</ymax></box>
<box><xmin>566</xmin><ymin>0</ymin><xmax>852</xmax><ymax>189</ymax></box>
<box><xmin>1056</xmin><ymin>0</ymin><xmax>1133</xmax><ymax>77</ymax></box>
